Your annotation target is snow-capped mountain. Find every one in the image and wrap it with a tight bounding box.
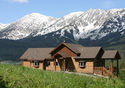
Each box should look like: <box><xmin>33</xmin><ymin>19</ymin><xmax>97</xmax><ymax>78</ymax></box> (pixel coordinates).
<box><xmin>0</xmin><ymin>23</ymin><xmax>9</xmax><ymax>31</ymax></box>
<box><xmin>0</xmin><ymin>13</ymin><xmax>57</xmax><ymax>40</ymax></box>
<box><xmin>1</xmin><ymin>9</ymin><xmax>125</xmax><ymax>40</ymax></box>
<box><xmin>44</xmin><ymin>9</ymin><xmax>125</xmax><ymax>40</ymax></box>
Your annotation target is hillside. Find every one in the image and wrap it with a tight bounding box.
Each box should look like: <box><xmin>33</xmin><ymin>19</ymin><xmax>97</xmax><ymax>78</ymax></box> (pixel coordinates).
<box><xmin>0</xmin><ymin>64</ymin><xmax>124</xmax><ymax>88</ymax></box>
<box><xmin>0</xmin><ymin>9</ymin><xmax>125</xmax><ymax>66</ymax></box>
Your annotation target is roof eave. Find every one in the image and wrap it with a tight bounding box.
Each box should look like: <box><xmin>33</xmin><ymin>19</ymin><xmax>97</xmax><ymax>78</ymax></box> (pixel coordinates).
<box><xmin>73</xmin><ymin>57</ymin><xmax>95</xmax><ymax>60</ymax></box>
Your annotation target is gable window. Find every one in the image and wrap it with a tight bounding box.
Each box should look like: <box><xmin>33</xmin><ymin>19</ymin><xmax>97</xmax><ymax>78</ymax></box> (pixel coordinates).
<box><xmin>79</xmin><ymin>61</ymin><xmax>86</xmax><ymax>68</ymax></box>
<box><xmin>46</xmin><ymin>61</ymin><xmax>50</xmax><ymax>66</ymax></box>
<box><xmin>34</xmin><ymin>62</ymin><xmax>39</xmax><ymax>68</ymax></box>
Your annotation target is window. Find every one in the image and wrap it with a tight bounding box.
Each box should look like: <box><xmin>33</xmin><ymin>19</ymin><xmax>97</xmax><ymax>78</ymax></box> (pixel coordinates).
<box><xmin>79</xmin><ymin>61</ymin><xmax>86</xmax><ymax>68</ymax></box>
<box><xmin>34</xmin><ymin>62</ymin><xmax>39</xmax><ymax>67</ymax></box>
<box><xmin>56</xmin><ymin>62</ymin><xmax>58</xmax><ymax>66</ymax></box>
<box><xmin>46</xmin><ymin>61</ymin><xmax>50</xmax><ymax>66</ymax></box>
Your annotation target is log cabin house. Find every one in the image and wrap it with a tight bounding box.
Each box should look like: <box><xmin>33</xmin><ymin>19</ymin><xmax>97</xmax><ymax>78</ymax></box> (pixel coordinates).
<box><xmin>20</xmin><ymin>42</ymin><xmax>121</xmax><ymax>77</ymax></box>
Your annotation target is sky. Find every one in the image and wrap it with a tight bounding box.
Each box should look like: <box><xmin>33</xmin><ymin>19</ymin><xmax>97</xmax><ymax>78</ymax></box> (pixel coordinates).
<box><xmin>0</xmin><ymin>0</ymin><xmax>125</xmax><ymax>24</ymax></box>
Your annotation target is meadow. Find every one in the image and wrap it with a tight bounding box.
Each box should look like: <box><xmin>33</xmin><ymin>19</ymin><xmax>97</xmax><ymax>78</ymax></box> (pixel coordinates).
<box><xmin>0</xmin><ymin>64</ymin><xmax>125</xmax><ymax>88</ymax></box>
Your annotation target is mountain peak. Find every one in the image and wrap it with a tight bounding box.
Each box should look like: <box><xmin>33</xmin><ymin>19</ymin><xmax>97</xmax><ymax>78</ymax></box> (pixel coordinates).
<box><xmin>0</xmin><ymin>23</ymin><xmax>9</xmax><ymax>30</ymax></box>
<box><xmin>0</xmin><ymin>9</ymin><xmax>125</xmax><ymax>40</ymax></box>
<box><xmin>0</xmin><ymin>13</ymin><xmax>57</xmax><ymax>40</ymax></box>
<box><xmin>25</xmin><ymin>13</ymin><xmax>56</xmax><ymax>19</ymax></box>
<box><xmin>29</xmin><ymin>13</ymin><xmax>43</xmax><ymax>16</ymax></box>
<box><xmin>18</xmin><ymin>13</ymin><xmax>57</xmax><ymax>22</ymax></box>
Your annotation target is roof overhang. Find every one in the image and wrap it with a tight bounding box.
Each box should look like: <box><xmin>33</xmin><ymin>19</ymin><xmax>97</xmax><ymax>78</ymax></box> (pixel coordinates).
<box><xmin>73</xmin><ymin>57</ymin><xmax>95</xmax><ymax>60</ymax></box>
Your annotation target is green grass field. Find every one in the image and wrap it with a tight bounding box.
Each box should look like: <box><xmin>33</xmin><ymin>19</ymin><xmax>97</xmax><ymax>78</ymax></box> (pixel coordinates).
<box><xmin>0</xmin><ymin>64</ymin><xmax>125</xmax><ymax>88</ymax></box>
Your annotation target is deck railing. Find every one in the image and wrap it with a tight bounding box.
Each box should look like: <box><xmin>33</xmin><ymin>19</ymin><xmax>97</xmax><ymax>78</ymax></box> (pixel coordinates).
<box><xmin>94</xmin><ymin>66</ymin><xmax>117</xmax><ymax>78</ymax></box>
<box><xmin>94</xmin><ymin>67</ymin><xmax>103</xmax><ymax>71</ymax></box>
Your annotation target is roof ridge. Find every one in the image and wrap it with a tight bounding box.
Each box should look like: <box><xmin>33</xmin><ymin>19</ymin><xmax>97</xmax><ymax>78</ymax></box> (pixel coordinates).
<box><xmin>28</xmin><ymin>47</ymin><xmax>55</xmax><ymax>49</ymax></box>
<box><xmin>83</xmin><ymin>46</ymin><xmax>102</xmax><ymax>48</ymax></box>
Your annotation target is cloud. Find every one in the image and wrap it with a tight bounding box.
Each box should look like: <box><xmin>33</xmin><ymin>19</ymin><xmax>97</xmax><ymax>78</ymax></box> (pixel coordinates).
<box><xmin>11</xmin><ymin>0</ymin><xmax>28</xmax><ymax>3</ymax></box>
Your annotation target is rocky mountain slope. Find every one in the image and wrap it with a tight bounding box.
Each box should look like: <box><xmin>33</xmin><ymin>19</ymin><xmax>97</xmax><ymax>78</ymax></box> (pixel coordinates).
<box><xmin>0</xmin><ymin>13</ymin><xmax>57</xmax><ymax>40</ymax></box>
<box><xmin>0</xmin><ymin>9</ymin><xmax>125</xmax><ymax>40</ymax></box>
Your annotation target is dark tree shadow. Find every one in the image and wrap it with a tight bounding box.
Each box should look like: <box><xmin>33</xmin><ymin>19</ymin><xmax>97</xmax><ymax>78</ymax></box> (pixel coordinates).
<box><xmin>0</xmin><ymin>76</ymin><xmax>7</xmax><ymax>88</ymax></box>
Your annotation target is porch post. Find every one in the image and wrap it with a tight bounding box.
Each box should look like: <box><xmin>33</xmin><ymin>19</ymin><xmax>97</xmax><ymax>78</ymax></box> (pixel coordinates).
<box><xmin>93</xmin><ymin>60</ymin><xmax>95</xmax><ymax>74</ymax></box>
<box><xmin>55</xmin><ymin>59</ymin><xmax>56</xmax><ymax>71</ymax></box>
<box><xmin>102</xmin><ymin>61</ymin><xmax>103</xmax><ymax>75</ymax></box>
<box><xmin>104</xmin><ymin>60</ymin><xmax>105</xmax><ymax>67</ymax></box>
<box><xmin>111</xmin><ymin>60</ymin><xmax>113</xmax><ymax>73</ymax></box>
<box><xmin>117</xmin><ymin>59</ymin><xmax>119</xmax><ymax>77</ymax></box>
<box><xmin>30</xmin><ymin>61</ymin><xmax>31</xmax><ymax>67</ymax></box>
<box><xmin>63</xmin><ymin>59</ymin><xmax>65</xmax><ymax>72</ymax></box>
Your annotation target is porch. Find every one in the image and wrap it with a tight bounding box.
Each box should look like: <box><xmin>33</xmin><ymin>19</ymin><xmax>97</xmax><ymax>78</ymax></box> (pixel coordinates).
<box><xmin>94</xmin><ymin>50</ymin><xmax>121</xmax><ymax>77</ymax></box>
<box><xmin>53</xmin><ymin>52</ymin><xmax>75</xmax><ymax>72</ymax></box>
<box><xmin>94</xmin><ymin>59</ymin><xmax>120</xmax><ymax>77</ymax></box>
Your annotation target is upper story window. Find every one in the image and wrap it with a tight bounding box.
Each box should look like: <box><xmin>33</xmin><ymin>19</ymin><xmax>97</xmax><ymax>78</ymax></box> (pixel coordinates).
<box><xmin>34</xmin><ymin>62</ymin><xmax>40</xmax><ymax>68</ymax></box>
<box><xmin>79</xmin><ymin>61</ymin><xmax>86</xmax><ymax>68</ymax></box>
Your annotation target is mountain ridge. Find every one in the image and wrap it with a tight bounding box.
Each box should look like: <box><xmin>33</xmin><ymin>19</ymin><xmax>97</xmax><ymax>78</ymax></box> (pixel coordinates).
<box><xmin>1</xmin><ymin>9</ymin><xmax>125</xmax><ymax>40</ymax></box>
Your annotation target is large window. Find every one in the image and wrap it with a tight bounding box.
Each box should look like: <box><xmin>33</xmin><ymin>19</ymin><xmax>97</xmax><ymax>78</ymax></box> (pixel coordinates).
<box><xmin>34</xmin><ymin>62</ymin><xmax>40</xmax><ymax>67</ymax></box>
<box><xmin>79</xmin><ymin>61</ymin><xmax>86</xmax><ymax>68</ymax></box>
<box><xmin>46</xmin><ymin>61</ymin><xmax>50</xmax><ymax>66</ymax></box>
<box><xmin>56</xmin><ymin>62</ymin><xmax>58</xmax><ymax>66</ymax></box>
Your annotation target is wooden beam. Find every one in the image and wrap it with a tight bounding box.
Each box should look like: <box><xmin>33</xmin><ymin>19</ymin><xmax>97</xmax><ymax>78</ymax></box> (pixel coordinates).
<box><xmin>93</xmin><ymin>60</ymin><xmax>95</xmax><ymax>74</ymax></box>
<box><xmin>102</xmin><ymin>61</ymin><xmax>103</xmax><ymax>75</ymax></box>
<box><xmin>52</xmin><ymin>56</ymin><xmax>56</xmax><ymax>71</ymax></box>
<box><xmin>104</xmin><ymin>60</ymin><xmax>105</xmax><ymax>67</ymax></box>
<box><xmin>55</xmin><ymin>59</ymin><xmax>56</xmax><ymax>71</ymax></box>
<box><xmin>93</xmin><ymin>61</ymin><xmax>94</xmax><ymax>74</ymax></box>
<box><xmin>110</xmin><ymin>60</ymin><xmax>113</xmax><ymax>73</ymax></box>
<box><xmin>64</xmin><ymin>59</ymin><xmax>65</xmax><ymax>72</ymax></box>
<box><xmin>117</xmin><ymin>59</ymin><xmax>119</xmax><ymax>77</ymax></box>
<box><xmin>29</xmin><ymin>60</ymin><xmax>32</xmax><ymax>68</ymax></box>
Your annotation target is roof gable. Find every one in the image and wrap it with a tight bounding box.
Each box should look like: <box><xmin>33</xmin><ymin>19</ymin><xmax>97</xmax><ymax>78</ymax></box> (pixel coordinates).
<box><xmin>50</xmin><ymin>42</ymin><xmax>83</xmax><ymax>55</ymax></box>
<box><xmin>102</xmin><ymin>50</ymin><xmax>121</xmax><ymax>59</ymax></box>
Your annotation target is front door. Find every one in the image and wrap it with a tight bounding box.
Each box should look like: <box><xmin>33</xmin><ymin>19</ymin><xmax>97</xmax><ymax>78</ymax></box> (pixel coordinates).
<box><xmin>65</xmin><ymin>59</ymin><xmax>68</xmax><ymax>71</ymax></box>
<box><xmin>58</xmin><ymin>58</ymin><xmax>75</xmax><ymax>72</ymax></box>
<box><xmin>65</xmin><ymin>58</ymin><xmax>75</xmax><ymax>72</ymax></box>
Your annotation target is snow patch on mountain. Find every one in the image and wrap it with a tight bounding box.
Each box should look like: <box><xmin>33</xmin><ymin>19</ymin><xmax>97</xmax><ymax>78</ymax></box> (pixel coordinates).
<box><xmin>0</xmin><ymin>23</ymin><xmax>9</xmax><ymax>31</ymax></box>
<box><xmin>36</xmin><ymin>12</ymin><xmax>84</xmax><ymax>36</ymax></box>
<box><xmin>0</xmin><ymin>13</ymin><xmax>57</xmax><ymax>40</ymax></box>
<box><xmin>0</xmin><ymin>9</ymin><xmax>125</xmax><ymax>40</ymax></box>
<box><xmin>47</xmin><ymin>9</ymin><xmax>125</xmax><ymax>40</ymax></box>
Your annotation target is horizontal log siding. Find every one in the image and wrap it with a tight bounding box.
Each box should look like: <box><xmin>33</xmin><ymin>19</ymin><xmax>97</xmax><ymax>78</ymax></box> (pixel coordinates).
<box><xmin>22</xmin><ymin>61</ymin><xmax>44</xmax><ymax>70</ymax></box>
<box><xmin>71</xmin><ymin>57</ymin><xmax>94</xmax><ymax>73</ymax></box>
<box><xmin>46</xmin><ymin>61</ymin><xmax>55</xmax><ymax>71</ymax></box>
<box><xmin>22</xmin><ymin>61</ymin><xmax>31</xmax><ymax>67</ymax></box>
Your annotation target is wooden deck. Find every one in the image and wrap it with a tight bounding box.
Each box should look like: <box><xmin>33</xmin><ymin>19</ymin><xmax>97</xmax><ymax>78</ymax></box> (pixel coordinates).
<box><xmin>94</xmin><ymin>67</ymin><xmax>117</xmax><ymax>78</ymax></box>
